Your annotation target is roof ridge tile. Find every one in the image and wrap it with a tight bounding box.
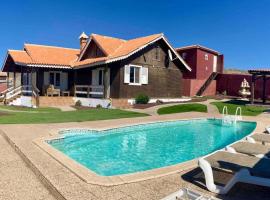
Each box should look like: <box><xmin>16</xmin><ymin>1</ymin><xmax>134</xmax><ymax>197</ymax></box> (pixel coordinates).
<box><xmin>24</xmin><ymin>43</ymin><xmax>79</xmax><ymax>51</ymax></box>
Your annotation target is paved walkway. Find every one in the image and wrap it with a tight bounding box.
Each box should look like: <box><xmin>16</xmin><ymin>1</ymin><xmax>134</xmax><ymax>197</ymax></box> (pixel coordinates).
<box><xmin>51</xmin><ymin>106</ymin><xmax>76</xmax><ymax>112</ymax></box>
<box><xmin>0</xmin><ymin>134</ymin><xmax>55</xmax><ymax>200</ymax></box>
<box><xmin>126</xmin><ymin>100</ymin><xmax>221</xmax><ymax>116</ymax></box>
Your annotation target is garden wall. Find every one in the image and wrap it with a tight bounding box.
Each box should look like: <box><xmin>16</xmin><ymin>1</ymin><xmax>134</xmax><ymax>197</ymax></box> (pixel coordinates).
<box><xmin>216</xmin><ymin>73</ymin><xmax>270</xmax><ymax>99</ymax></box>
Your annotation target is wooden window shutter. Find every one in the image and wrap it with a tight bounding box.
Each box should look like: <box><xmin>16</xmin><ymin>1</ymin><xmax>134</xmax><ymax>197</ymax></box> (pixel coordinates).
<box><xmin>124</xmin><ymin>65</ymin><xmax>130</xmax><ymax>83</ymax></box>
<box><xmin>140</xmin><ymin>67</ymin><xmax>148</xmax><ymax>84</ymax></box>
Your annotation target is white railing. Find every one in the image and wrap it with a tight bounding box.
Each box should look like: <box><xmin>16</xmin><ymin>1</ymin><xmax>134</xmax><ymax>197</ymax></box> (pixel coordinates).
<box><xmin>74</xmin><ymin>85</ymin><xmax>104</xmax><ymax>97</ymax></box>
<box><xmin>0</xmin><ymin>86</ymin><xmax>14</xmax><ymax>99</ymax></box>
<box><xmin>5</xmin><ymin>85</ymin><xmax>22</xmax><ymax>100</ymax></box>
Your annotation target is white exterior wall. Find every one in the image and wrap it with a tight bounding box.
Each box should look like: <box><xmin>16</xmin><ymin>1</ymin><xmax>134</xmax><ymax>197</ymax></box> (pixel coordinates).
<box><xmin>74</xmin><ymin>97</ymin><xmax>111</xmax><ymax>108</ymax></box>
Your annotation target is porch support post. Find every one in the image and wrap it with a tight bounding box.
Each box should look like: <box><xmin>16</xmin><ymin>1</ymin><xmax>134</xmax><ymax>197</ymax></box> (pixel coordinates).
<box><xmin>7</xmin><ymin>71</ymin><xmax>9</xmax><ymax>87</ymax></box>
<box><xmin>13</xmin><ymin>66</ymin><xmax>16</xmax><ymax>88</ymax></box>
<box><xmin>74</xmin><ymin>70</ymin><xmax>77</xmax><ymax>97</ymax></box>
<box><xmin>103</xmin><ymin>65</ymin><xmax>109</xmax><ymax>99</ymax></box>
<box><xmin>251</xmin><ymin>74</ymin><xmax>255</xmax><ymax>104</ymax></box>
<box><xmin>262</xmin><ymin>75</ymin><xmax>266</xmax><ymax>104</ymax></box>
<box><xmin>20</xmin><ymin>66</ymin><xmax>23</xmax><ymax>85</ymax></box>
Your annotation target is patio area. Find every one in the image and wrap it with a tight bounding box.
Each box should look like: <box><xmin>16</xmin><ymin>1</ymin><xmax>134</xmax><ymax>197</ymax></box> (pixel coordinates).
<box><xmin>1</xmin><ymin>110</ymin><xmax>270</xmax><ymax>200</ymax></box>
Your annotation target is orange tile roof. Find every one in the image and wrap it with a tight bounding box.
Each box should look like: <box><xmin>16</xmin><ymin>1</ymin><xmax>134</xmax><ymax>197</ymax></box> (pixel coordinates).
<box><xmin>24</xmin><ymin>44</ymin><xmax>80</xmax><ymax>66</ymax></box>
<box><xmin>5</xmin><ymin>33</ymin><xmax>190</xmax><ymax>71</ymax></box>
<box><xmin>91</xmin><ymin>34</ymin><xmax>126</xmax><ymax>56</ymax></box>
<box><xmin>73</xmin><ymin>56</ymin><xmax>107</xmax><ymax>67</ymax></box>
<box><xmin>74</xmin><ymin>33</ymin><xmax>163</xmax><ymax>67</ymax></box>
<box><xmin>8</xmin><ymin>50</ymin><xmax>32</xmax><ymax>64</ymax></box>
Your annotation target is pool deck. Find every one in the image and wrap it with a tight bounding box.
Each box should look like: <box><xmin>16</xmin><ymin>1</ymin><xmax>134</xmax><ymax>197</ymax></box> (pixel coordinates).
<box><xmin>1</xmin><ymin>111</ymin><xmax>270</xmax><ymax>200</ymax></box>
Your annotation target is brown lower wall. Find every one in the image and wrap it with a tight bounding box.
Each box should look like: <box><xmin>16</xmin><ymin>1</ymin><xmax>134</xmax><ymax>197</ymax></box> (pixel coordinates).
<box><xmin>216</xmin><ymin>73</ymin><xmax>270</xmax><ymax>99</ymax></box>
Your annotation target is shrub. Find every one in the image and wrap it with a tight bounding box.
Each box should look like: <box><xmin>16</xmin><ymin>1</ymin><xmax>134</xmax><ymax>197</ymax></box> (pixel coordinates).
<box><xmin>75</xmin><ymin>100</ymin><xmax>82</xmax><ymax>107</ymax></box>
<box><xmin>135</xmin><ymin>94</ymin><xmax>150</xmax><ymax>104</ymax></box>
<box><xmin>96</xmin><ymin>104</ymin><xmax>102</xmax><ymax>108</ymax></box>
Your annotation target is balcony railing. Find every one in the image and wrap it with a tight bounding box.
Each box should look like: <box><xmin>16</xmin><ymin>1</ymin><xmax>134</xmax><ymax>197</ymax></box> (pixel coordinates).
<box><xmin>74</xmin><ymin>85</ymin><xmax>104</xmax><ymax>97</ymax></box>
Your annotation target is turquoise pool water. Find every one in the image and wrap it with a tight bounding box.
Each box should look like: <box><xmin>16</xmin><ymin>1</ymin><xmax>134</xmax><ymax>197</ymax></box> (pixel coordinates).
<box><xmin>48</xmin><ymin>119</ymin><xmax>256</xmax><ymax>176</ymax></box>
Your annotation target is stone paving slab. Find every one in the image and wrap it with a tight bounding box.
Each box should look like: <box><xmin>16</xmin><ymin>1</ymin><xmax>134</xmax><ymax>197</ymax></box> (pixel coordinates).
<box><xmin>0</xmin><ymin>113</ymin><xmax>270</xmax><ymax>200</ymax></box>
<box><xmin>0</xmin><ymin>134</ymin><xmax>55</xmax><ymax>200</ymax></box>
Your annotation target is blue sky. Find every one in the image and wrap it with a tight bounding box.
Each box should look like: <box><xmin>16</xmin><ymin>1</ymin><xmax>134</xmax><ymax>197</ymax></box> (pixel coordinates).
<box><xmin>1</xmin><ymin>0</ymin><xmax>269</xmax><ymax>70</ymax></box>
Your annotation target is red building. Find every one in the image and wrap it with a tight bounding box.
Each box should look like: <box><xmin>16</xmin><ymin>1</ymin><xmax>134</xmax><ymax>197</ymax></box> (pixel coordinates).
<box><xmin>176</xmin><ymin>45</ymin><xmax>224</xmax><ymax>96</ymax></box>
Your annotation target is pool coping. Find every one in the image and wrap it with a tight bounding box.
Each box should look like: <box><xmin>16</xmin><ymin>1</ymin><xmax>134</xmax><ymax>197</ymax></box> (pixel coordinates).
<box><xmin>33</xmin><ymin>117</ymin><xmax>256</xmax><ymax>186</ymax></box>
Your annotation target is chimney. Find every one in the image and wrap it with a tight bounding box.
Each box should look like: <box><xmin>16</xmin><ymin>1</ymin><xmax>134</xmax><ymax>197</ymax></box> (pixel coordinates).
<box><xmin>79</xmin><ymin>32</ymin><xmax>89</xmax><ymax>51</ymax></box>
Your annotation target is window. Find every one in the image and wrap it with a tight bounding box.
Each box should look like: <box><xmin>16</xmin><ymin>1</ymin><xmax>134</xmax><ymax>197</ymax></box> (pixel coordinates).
<box><xmin>129</xmin><ymin>66</ymin><xmax>140</xmax><ymax>84</ymax></box>
<box><xmin>49</xmin><ymin>73</ymin><xmax>54</xmax><ymax>85</ymax></box>
<box><xmin>55</xmin><ymin>73</ymin><xmax>60</xmax><ymax>86</ymax></box>
<box><xmin>98</xmin><ymin>70</ymin><xmax>103</xmax><ymax>85</ymax></box>
<box><xmin>205</xmin><ymin>54</ymin><xmax>209</xmax><ymax>61</ymax></box>
<box><xmin>49</xmin><ymin>72</ymin><xmax>61</xmax><ymax>87</ymax></box>
<box><xmin>124</xmin><ymin>65</ymin><xmax>148</xmax><ymax>85</ymax></box>
<box><xmin>153</xmin><ymin>46</ymin><xmax>160</xmax><ymax>61</ymax></box>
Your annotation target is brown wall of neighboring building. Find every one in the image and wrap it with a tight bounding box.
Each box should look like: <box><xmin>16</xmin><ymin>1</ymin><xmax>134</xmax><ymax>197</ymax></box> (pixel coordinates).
<box><xmin>177</xmin><ymin>48</ymin><xmax>197</xmax><ymax>79</ymax></box>
<box><xmin>216</xmin><ymin>73</ymin><xmax>270</xmax><ymax>99</ymax></box>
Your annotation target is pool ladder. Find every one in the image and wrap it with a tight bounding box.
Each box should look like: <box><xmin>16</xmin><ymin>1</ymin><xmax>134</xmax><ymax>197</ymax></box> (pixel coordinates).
<box><xmin>222</xmin><ymin>106</ymin><xmax>242</xmax><ymax>124</ymax></box>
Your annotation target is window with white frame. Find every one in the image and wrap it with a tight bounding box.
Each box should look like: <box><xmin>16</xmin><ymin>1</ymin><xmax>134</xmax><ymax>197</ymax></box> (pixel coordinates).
<box><xmin>124</xmin><ymin>65</ymin><xmax>148</xmax><ymax>85</ymax></box>
<box><xmin>205</xmin><ymin>54</ymin><xmax>209</xmax><ymax>61</ymax></box>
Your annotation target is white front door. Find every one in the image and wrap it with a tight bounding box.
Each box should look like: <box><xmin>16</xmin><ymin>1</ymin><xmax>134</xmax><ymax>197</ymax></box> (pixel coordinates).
<box><xmin>213</xmin><ymin>55</ymin><xmax>217</xmax><ymax>72</ymax></box>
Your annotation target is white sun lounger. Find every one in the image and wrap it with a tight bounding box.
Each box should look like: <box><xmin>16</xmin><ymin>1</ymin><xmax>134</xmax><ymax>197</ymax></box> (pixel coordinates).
<box><xmin>265</xmin><ymin>126</ymin><xmax>270</xmax><ymax>134</ymax></box>
<box><xmin>225</xmin><ymin>141</ymin><xmax>270</xmax><ymax>158</ymax></box>
<box><xmin>246</xmin><ymin>134</ymin><xmax>270</xmax><ymax>144</ymax></box>
<box><xmin>199</xmin><ymin>151</ymin><xmax>270</xmax><ymax>194</ymax></box>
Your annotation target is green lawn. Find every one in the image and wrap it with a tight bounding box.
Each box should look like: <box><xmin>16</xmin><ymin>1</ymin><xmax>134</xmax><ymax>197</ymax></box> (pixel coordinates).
<box><xmin>0</xmin><ymin>106</ymin><xmax>148</xmax><ymax>124</ymax></box>
<box><xmin>0</xmin><ymin>105</ymin><xmax>60</xmax><ymax>112</ymax></box>
<box><xmin>211</xmin><ymin>100</ymin><xmax>266</xmax><ymax>116</ymax></box>
<box><xmin>157</xmin><ymin>103</ymin><xmax>207</xmax><ymax>115</ymax></box>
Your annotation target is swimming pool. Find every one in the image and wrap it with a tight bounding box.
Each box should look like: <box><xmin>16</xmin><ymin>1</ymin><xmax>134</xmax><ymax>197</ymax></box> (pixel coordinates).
<box><xmin>48</xmin><ymin>119</ymin><xmax>256</xmax><ymax>176</ymax></box>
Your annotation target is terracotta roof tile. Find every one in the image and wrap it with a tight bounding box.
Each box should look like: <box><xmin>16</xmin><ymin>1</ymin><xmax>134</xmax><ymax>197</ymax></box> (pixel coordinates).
<box><xmin>74</xmin><ymin>33</ymin><xmax>163</xmax><ymax>67</ymax></box>
<box><xmin>110</xmin><ymin>33</ymin><xmax>162</xmax><ymax>58</ymax></box>
<box><xmin>24</xmin><ymin>44</ymin><xmax>79</xmax><ymax>66</ymax></box>
<box><xmin>91</xmin><ymin>34</ymin><xmax>126</xmax><ymax>56</ymax></box>
<box><xmin>8</xmin><ymin>50</ymin><xmax>32</xmax><ymax>64</ymax></box>
<box><xmin>4</xmin><ymin>33</ymin><xmax>189</xmax><ymax>71</ymax></box>
<box><xmin>73</xmin><ymin>57</ymin><xmax>107</xmax><ymax>67</ymax></box>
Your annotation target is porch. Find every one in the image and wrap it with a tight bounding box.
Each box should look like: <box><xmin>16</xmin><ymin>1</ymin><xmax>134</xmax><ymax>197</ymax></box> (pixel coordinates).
<box><xmin>3</xmin><ymin>65</ymin><xmax>110</xmax><ymax>107</ymax></box>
